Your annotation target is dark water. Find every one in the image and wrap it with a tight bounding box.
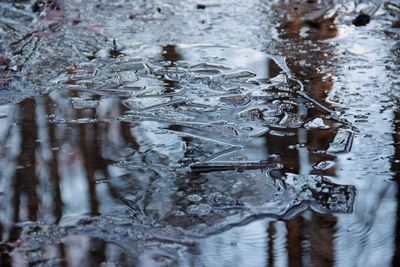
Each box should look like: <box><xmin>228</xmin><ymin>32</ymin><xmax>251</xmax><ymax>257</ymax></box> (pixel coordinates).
<box><xmin>0</xmin><ymin>0</ymin><xmax>399</xmax><ymax>266</ymax></box>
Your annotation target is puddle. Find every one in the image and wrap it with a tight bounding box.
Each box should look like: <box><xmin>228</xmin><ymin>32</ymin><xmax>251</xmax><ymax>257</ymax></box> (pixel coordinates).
<box><xmin>1</xmin><ymin>0</ymin><xmax>399</xmax><ymax>266</ymax></box>
<box><xmin>0</xmin><ymin>43</ymin><xmax>356</xmax><ymax>265</ymax></box>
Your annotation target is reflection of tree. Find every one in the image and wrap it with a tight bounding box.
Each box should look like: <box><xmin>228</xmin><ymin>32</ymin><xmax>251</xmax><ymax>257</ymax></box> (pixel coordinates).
<box><xmin>0</xmin><ymin>89</ymin><xmax>146</xmax><ymax>264</ymax></box>
<box><xmin>75</xmin><ymin>93</ymin><xmax>102</xmax><ymax>215</ymax></box>
<box><xmin>286</xmin><ymin>217</ymin><xmax>305</xmax><ymax>267</ymax></box>
<box><xmin>11</xmin><ymin>98</ymin><xmax>39</xmax><ymax>227</ymax></box>
<box><xmin>161</xmin><ymin>45</ymin><xmax>181</xmax><ymax>94</ymax></box>
<box><xmin>267</xmin><ymin>221</ymin><xmax>276</xmax><ymax>267</ymax></box>
<box><xmin>392</xmin><ymin>107</ymin><xmax>400</xmax><ymax>266</ymax></box>
<box><xmin>391</xmin><ymin>45</ymin><xmax>400</xmax><ymax>266</ymax></box>
<box><xmin>309</xmin><ymin>215</ymin><xmax>336</xmax><ymax>267</ymax></box>
<box><xmin>270</xmin><ymin>2</ymin><xmax>339</xmax><ymax>266</ymax></box>
<box><xmin>44</xmin><ymin>96</ymin><xmax>64</xmax><ymax>222</ymax></box>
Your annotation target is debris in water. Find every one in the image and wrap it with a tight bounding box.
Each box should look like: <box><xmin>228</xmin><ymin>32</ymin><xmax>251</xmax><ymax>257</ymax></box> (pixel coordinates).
<box><xmin>190</xmin><ymin>161</ymin><xmax>276</xmax><ymax>172</ymax></box>
<box><xmin>313</xmin><ymin>160</ymin><xmax>335</xmax><ymax>170</ymax></box>
<box><xmin>196</xmin><ymin>4</ymin><xmax>206</xmax><ymax>10</ymax></box>
<box><xmin>353</xmin><ymin>13</ymin><xmax>371</xmax><ymax>27</ymax></box>
<box><xmin>327</xmin><ymin>128</ymin><xmax>354</xmax><ymax>154</ymax></box>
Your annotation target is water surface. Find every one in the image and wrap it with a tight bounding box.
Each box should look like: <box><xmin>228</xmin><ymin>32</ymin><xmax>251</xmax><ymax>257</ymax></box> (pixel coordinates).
<box><xmin>0</xmin><ymin>0</ymin><xmax>399</xmax><ymax>266</ymax></box>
